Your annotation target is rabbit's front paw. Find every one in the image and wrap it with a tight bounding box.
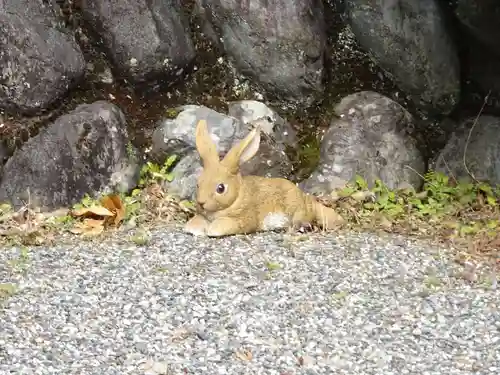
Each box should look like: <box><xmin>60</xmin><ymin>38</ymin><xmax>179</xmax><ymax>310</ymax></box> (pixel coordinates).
<box><xmin>184</xmin><ymin>214</ymin><xmax>209</xmax><ymax>236</ymax></box>
<box><xmin>206</xmin><ymin>217</ymin><xmax>246</xmax><ymax>237</ymax></box>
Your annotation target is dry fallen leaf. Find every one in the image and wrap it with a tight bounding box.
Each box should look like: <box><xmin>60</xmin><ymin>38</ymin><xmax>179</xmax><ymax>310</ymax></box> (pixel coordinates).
<box><xmin>146</xmin><ymin>183</ymin><xmax>165</xmax><ymax>199</ymax></box>
<box><xmin>72</xmin><ymin>205</ymin><xmax>114</xmax><ymax>218</ymax></box>
<box><xmin>100</xmin><ymin>194</ymin><xmax>126</xmax><ymax>226</ymax></box>
<box><xmin>297</xmin><ymin>356</ymin><xmax>305</xmax><ymax>366</ymax></box>
<box><xmin>70</xmin><ymin>195</ymin><xmax>126</xmax><ymax>236</ymax></box>
<box><xmin>234</xmin><ymin>349</ymin><xmax>253</xmax><ymax>361</ymax></box>
<box><xmin>297</xmin><ymin>355</ymin><xmax>314</xmax><ymax>367</ymax></box>
<box><xmin>70</xmin><ymin>218</ymin><xmax>105</xmax><ymax>236</ymax></box>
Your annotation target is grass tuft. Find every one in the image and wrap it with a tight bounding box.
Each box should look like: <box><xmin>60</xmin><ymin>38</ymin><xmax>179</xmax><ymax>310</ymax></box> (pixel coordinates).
<box><xmin>314</xmin><ymin>171</ymin><xmax>500</xmax><ymax>263</ymax></box>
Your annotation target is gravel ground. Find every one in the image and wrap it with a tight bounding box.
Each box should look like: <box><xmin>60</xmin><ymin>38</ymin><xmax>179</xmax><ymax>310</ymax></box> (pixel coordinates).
<box><xmin>0</xmin><ymin>225</ymin><xmax>499</xmax><ymax>375</ymax></box>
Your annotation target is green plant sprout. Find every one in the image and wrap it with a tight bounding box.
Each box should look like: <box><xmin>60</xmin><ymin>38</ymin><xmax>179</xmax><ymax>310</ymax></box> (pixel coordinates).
<box><xmin>139</xmin><ymin>154</ymin><xmax>178</xmax><ymax>187</ymax></box>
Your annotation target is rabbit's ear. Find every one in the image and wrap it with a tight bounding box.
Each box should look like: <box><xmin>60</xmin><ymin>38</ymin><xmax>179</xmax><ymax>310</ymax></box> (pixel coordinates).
<box><xmin>195</xmin><ymin>119</ymin><xmax>219</xmax><ymax>167</ymax></box>
<box><xmin>221</xmin><ymin>125</ymin><xmax>261</xmax><ymax>174</ymax></box>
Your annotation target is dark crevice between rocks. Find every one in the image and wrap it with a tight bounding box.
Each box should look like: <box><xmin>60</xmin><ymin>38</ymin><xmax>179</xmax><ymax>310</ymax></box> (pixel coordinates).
<box><xmin>443</xmin><ymin>0</ymin><xmax>500</xmax><ymax>120</ymax></box>
<box><xmin>452</xmin><ymin>33</ymin><xmax>500</xmax><ymax>121</ymax></box>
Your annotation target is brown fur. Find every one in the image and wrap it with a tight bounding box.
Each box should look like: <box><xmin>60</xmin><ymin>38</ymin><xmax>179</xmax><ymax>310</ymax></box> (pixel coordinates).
<box><xmin>184</xmin><ymin>119</ymin><xmax>344</xmax><ymax>237</ymax></box>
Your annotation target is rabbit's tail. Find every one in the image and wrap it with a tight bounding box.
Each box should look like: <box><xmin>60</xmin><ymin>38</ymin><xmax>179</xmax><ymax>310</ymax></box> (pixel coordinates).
<box><xmin>311</xmin><ymin>198</ymin><xmax>345</xmax><ymax>230</ymax></box>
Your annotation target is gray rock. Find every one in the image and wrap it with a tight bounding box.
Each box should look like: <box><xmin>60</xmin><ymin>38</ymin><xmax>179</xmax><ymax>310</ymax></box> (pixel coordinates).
<box><xmin>227</xmin><ymin>100</ymin><xmax>298</xmax><ymax>147</ymax></box>
<box><xmin>152</xmin><ymin>104</ymin><xmax>296</xmax><ymax>200</ymax></box>
<box><xmin>195</xmin><ymin>0</ymin><xmax>326</xmax><ymax>104</ymax></box>
<box><xmin>433</xmin><ymin>115</ymin><xmax>500</xmax><ymax>186</ymax></box>
<box><xmin>151</xmin><ymin>105</ymin><xmax>243</xmax><ymax>162</ymax></box>
<box><xmin>81</xmin><ymin>0</ymin><xmax>195</xmax><ymax>86</ymax></box>
<box><xmin>165</xmin><ymin>151</ymin><xmax>203</xmax><ymax>201</ymax></box>
<box><xmin>0</xmin><ymin>0</ymin><xmax>85</xmax><ymax>114</ymax></box>
<box><xmin>300</xmin><ymin>91</ymin><xmax>425</xmax><ymax>195</ymax></box>
<box><xmin>345</xmin><ymin>0</ymin><xmax>460</xmax><ymax>115</ymax></box>
<box><xmin>455</xmin><ymin>0</ymin><xmax>500</xmax><ymax>56</ymax></box>
<box><xmin>0</xmin><ymin>101</ymin><xmax>140</xmax><ymax>210</ymax></box>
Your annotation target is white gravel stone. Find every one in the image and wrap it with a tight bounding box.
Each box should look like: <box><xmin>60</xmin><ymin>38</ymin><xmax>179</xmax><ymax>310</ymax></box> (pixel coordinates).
<box><xmin>0</xmin><ymin>225</ymin><xmax>499</xmax><ymax>375</ymax></box>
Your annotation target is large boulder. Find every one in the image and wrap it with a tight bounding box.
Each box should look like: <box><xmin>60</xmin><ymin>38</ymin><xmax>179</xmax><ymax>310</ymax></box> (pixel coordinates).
<box><xmin>300</xmin><ymin>91</ymin><xmax>425</xmax><ymax>195</ymax></box>
<box><xmin>433</xmin><ymin>115</ymin><xmax>500</xmax><ymax>186</ymax></box>
<box><xmin>195</xmin><ymin>0</ymin><xmax>327</xmax><ymax>104</ymax></box>
<box><xmin>344</xmin><ymin>0</ymin><xmax>460</xmax><ymax>115</ymax></box>
<box><xmin>81</xmin><ymin>0</ymin><xmax>196</xmax><ymax>86</ymax></box>
<box><xmin>151</xmin><ymin>102</ymin><xmax>298</xmax><ymax>200</ymax></box>
<box><xmin>0</xmin><ymin>0</ymin><xmax>85</xmax><ymax>114</ymax></box>
<box><xmin>0</xmin><ymin>101</ymin><xmax>140</xmax><ymax>210</ymax></box>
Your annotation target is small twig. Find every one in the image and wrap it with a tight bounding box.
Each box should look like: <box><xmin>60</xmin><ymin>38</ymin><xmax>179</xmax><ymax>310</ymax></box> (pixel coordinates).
<box><xmin>441</xmin><ymin>157</ymin><xmax>458</xmax><ymax>185</ymax></box>
<box><xmin>463</xmin><ymin>90</ymin><xmax>491</xmax><ymax>183</ymax></box>
<box><xmin>404</xmin><ymin>164</ymin><xmax>425</xmax><ymax>181</ymax></box>
<box><xmin>403</xmin><ymin>164</ymin><xmax>446</xmax><ymax>192</ymax></box>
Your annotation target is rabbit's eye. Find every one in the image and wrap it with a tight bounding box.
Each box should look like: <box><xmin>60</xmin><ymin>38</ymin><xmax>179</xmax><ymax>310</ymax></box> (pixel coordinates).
<box><xmin>215</xmin><ymin>183</ymin><xmax>226</xmax><ymax>194</ymax></box>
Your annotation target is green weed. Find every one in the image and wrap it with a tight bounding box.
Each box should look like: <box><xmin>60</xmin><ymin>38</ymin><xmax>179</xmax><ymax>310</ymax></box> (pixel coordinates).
<box><xmin>139</xmin><ymin>155</ymin><xmax>178</xmax><ymax>187</ymax></box>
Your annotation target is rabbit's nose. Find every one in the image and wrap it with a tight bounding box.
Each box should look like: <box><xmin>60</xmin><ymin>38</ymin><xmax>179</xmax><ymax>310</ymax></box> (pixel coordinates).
<box><xmin>197</xmin><ymin>198</ymin><xmax>206</xmax><ymax>210</ymax></box>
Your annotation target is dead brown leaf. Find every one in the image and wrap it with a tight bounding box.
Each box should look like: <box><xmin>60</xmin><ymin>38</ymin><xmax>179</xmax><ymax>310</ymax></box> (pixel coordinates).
<box><xmin>297</xmin><ymin>355</ymin><xmax>314</xmax><ymax>367</ymax></box>
<box><xmin>146</xmin><ymin>182</ymin><xmax>165</xmax><ymax>199</ymax></box>
<box><xmin>70</xmin><ymin>218</ymin><xmax>105</xmax><ymax>236</ymax></box>
<box><xmin>234</xmin><ymin>349</ymin><xmax>253</xmax><ymax>361</ymax></box>
<box><xmin>72</xmin><ymin>205</ymin><xmax>114</xmax><ymax>218</ymax></box>
<box><xmin>70</xmin><ymin>194</ymin><xmax>126</xmax><ymax>236</ymax></box>
<box><xmin>100</xmin><ymin>194</ymin><xmax>126</xmax><ymax>226</ymax></box>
